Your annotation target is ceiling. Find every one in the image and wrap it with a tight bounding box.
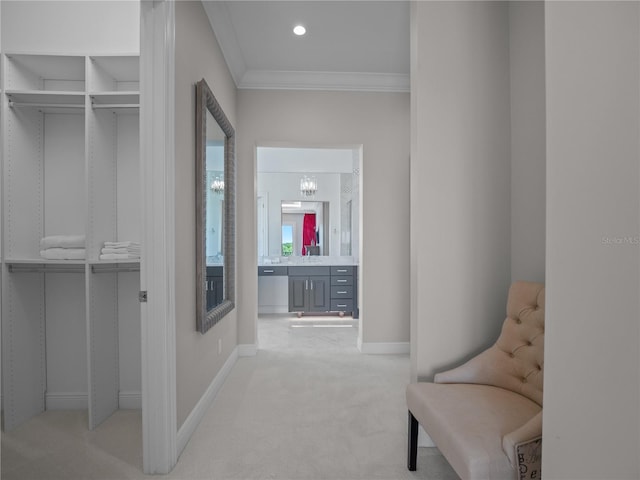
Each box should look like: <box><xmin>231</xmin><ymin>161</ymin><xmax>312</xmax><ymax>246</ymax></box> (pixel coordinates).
<box><xmin>202</xmin><ymin>1</ymin><xmax>410</xmax><ymax>92</ymax></box>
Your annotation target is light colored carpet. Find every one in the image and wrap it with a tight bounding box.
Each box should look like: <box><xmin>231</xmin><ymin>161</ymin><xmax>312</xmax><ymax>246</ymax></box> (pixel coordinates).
<box><xmin>1</xmin><ymin>315</ymin><xmax>458</xmax><ymax>480</ymax></box>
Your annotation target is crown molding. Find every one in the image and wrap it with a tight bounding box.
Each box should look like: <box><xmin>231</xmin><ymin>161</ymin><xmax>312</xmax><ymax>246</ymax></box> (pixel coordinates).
<box><xmin>238</xmin><ymin>69</ymin><xmax>410</xmax><ymax>93</ymax></box>
<box><xmin>203</xmin><ymin>1</ymin><xmax>246</xmax><ymax>86</ymax></box>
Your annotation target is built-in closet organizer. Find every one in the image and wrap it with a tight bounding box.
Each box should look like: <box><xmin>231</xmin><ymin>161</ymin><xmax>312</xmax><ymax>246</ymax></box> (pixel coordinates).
<box><xmin>1</xmin><ymin>53</ymin><xmax>141</xmax><ymax>432</ymax></box>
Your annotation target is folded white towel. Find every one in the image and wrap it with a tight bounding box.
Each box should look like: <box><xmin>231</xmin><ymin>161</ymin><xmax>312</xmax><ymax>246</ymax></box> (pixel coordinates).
<box><xmin>40</xmin><ymin>248</ymin><xmax>86</xmax><ymax>260</ymax></box>
<box><xmin>101</xmin><ymin>248</ymin><xmax>129</xmax><ymax>254</ymax></box>
<box><xmin>104</xmin><ymin>241</ymin><xmax>140</xmax><ymax>248</ymax></box>
<box><xmin>40</xmin><ymin>235</ymin><xmax>85</xmax><ymax>250</ymax></box>
<box><xmin>99</xmin><ymin>253</ymin><xmax>140</xmax><ymax>261</ymax></box>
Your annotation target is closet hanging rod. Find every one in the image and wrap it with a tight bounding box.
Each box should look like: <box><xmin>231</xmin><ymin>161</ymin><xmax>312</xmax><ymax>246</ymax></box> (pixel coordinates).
<box><xmin>92</xmin><ymin>103</ymin><xmax>139</xmax><ymax>109</ymax></box>
<box><xmin>91</xmin><ymin>265</ymin><xmax>140</xmax><ymax>273</ymax></box>
<box><xmin>8</xmin><ymin>265</ymin><xmax>85</xmax><ymax>274</ymax></box>
<box><xmin>9</xmin><ymin>101</ymin><xmax>84</xmax><ymax>109</ymax></box>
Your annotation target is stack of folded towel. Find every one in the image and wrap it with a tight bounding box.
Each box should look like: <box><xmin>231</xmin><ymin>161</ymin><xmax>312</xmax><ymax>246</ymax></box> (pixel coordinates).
<box><xmin>40</xmin><ymin>235</ymin><xmax>86</xmax><ymax>260</ymax></box>
<box><xmin>99</xmin><ymin>241</ymin><xmax>140</xmax><ymax>261</ymax></box>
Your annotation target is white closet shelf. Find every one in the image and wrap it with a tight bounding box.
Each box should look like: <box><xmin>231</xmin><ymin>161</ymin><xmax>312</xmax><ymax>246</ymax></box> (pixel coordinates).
<box><xmin>7</xmin><ymin>260</ymin><xmax>85</xmax><ymax>274</ymax></box>
<box><xmin>90</xmin><ymin>91</ymin><xmax>139</xmax><ymax>109</ymax></box>
<box><xmin>90</xmin><ymin>260</ymin><xmax>140</xmax><ymax>273</ymax></box>
<box><xmin>6</xmin><ymin>90</ymin><xmax>85</xmax><ymax>104</ymax></box>
<box><xmin>7</xmin><ymin>91</ymin><xmax>85</xmax><ymax>112</ymax></box>
<box><xmin>5</xmin><ymin>258</ymin><xmax>86</xmax><ymax>265</ymax></box>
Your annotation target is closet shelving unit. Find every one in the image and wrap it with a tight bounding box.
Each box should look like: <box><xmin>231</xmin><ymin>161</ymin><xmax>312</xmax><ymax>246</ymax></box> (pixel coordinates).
<box><xmin>1</xmin><ymin>53</ymin><xmax>142</xmax><ymax>431</ymax></box>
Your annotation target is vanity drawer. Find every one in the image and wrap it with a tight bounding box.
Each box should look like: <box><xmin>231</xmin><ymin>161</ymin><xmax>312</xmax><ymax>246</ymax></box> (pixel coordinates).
<box><xmin>331</xmin><ymin>286</ymin><xmax>353</xmax><ymax>299</ymax></box>
<box><xmin>258</xmin><ymin>266</ymin><xmax>288</xmax><ymax>276</ymax></box>
<box><xmin>288</xmin><ymin>266</ymin><xmax>330</xmax><ymax>276</ymax></box>
<box><xmin>330</xmin><ymin>266</ymin><xmax>353</xmax><ymax>276</ymax></box>
<box><xmin>331</xmin><ymin>299</ymin><xmax>354</xmax><ymax>312</ymax></box>
<box><xmin>331</xmin><ymin>275</ymin><xmax>353</xmax><ymax>286</ymax></box>
<box><xmin>207</xmin><ymin>266</ymin><xmax>223</xmax><ymax>276</ymax></box>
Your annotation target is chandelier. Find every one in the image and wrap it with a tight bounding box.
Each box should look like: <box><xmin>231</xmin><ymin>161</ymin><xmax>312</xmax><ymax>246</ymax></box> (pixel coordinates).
<box><xmin>300</xmin><ymin>175</ymin><xmax>317</xmax><ymax>197</ymax></box>
<box><xmin>211</xmin><ymin>175</ymin><xmax>224</xmax><ymax>195</ymax></box>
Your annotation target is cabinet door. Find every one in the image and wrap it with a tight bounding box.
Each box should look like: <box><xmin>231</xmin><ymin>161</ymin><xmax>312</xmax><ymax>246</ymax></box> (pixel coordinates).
<box><xmin>309</xmin><ymin>276</ymin><xmax>330</xmax><ymax>312</ymax></box>
<box><xmin>206</xmin><ymin>276</ymin><xmax>224</xmax><ymax>310</ymax></box>
<box><xmin>206</xmin><ymin>277</ymin><xmax>216</xmax><ymax>310</ymax></box>
<box><xmin>288</xmin><ymin>276</ymin><xmax>308</xmax><ymax>312</ymax></box>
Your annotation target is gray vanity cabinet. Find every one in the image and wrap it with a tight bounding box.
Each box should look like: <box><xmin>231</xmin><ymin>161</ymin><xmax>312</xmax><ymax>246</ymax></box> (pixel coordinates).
<box><xmin>288</xmin><ymin>266</ymin><xmax>331</xmax><ymax>313</ymax></box>
<box><xmin>206</xmin><ymin>266</ymin><xmax>223</xmax><ymax>310</ymax></box>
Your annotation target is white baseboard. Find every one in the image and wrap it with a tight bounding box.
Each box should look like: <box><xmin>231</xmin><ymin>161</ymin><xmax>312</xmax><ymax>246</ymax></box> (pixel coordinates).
<box><xmin>44</xmin><ymin>391</ymin><xmax>142</xmax><ymax>410</ymax></box>
<box><xmin>177</xmin><ymin>346</ymin><xmax>239</xmax><ymax>456</ymax></box>
<box><xmin>119</xmin><ymin>391</ymin><xmax>142</xmax><ymax>409</ymax></box>
<box><xmin>46</xmin><ymin>392</ymin><xmax>87</xmax><ymax>410</ymax></box>
<box><xmin>357</xmin><ymin>341</ymin><xmax>410</xmax><ymax>355</ymax></box>
<box><xmin>237</xmin><ymin>343</ymin><xmax>258</xmax><ymax>357</ymax></box>
<box><xmin>257</xmin><ymin>306</ymin><xmax>289</xmax><ymax>314</ymax></box>
<box><xmin>419</xmin><ymin>426</ymin><xmax>436</xmax><ymax>447</ymax></box>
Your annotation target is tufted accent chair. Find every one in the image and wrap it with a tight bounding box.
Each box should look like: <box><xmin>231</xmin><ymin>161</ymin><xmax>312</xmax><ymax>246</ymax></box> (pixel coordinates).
<box><xmin>406</xmin><ymin>281</ymin><xmax>545</xmax><ymax>480</ymax></box>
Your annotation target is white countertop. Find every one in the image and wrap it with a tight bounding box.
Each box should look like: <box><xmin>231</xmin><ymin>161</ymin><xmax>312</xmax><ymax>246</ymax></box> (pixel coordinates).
<box><xmin>259</xmin><ymin>256</ymin><xmax>358</xmax><ymax>266</ymax></box>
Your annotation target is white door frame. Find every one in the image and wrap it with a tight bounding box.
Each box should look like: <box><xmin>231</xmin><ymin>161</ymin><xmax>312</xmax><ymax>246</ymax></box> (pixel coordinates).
<box><xmin>140</xmin><ymin>0</ymin><xmax>177</xmax><ymax>474</ymax></box>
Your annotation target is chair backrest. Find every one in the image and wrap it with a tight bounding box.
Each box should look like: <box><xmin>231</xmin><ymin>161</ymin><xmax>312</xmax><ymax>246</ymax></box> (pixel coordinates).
<box><xmin>434</xmin><ymin>281</ymin><xmax>545</xmax><ymax>406</ymax></box>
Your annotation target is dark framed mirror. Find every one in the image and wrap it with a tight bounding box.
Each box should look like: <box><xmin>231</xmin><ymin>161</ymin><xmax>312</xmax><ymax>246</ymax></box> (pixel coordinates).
<box><xmin>196</xmin><ymin>78</ymin><xmax>235</xmax><ymax>333</ymax></box>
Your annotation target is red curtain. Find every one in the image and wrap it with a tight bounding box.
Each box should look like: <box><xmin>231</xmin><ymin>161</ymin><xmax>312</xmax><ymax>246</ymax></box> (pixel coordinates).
<box><xmin>302</xmin><ymin>213</ymin><xmax>316</xmax><ymax>255</ymax></box>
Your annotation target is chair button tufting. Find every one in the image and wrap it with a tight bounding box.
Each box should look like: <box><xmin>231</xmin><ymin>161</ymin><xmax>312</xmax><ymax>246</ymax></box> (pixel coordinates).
<box><xmin>537</xmin><ymin>365</ymin><xmax>542</xmax><ymax>371</ymax></box>
<box><xmin>509</xmin><ymin>353</ymin><xmax>515</xmax><ymax>358</ymax></box>
<box><xmin>516</xmin><ymin>319</ymin><xmax>522</xmax><ymax>324</ymax></box>
<box><xmin>526</xmin><ymin>341</ymin><xmax>532</xmax><ymax>346</ymax></box>
<box><xmin>522</xmin><ymin>377</ymin><xmax>528</xmax><ymax>383</ymax></box>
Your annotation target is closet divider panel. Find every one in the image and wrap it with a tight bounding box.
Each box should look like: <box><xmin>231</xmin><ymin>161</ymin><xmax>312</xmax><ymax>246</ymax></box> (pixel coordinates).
<box><xmin>86</xmin><ymin>94</ymin><xmax>120</xmax><ymax>429</ymax></box>
<box><xmin>115</xmin><ymin>113</ymin><xmax>142</xmax><ymax>408</ymax></box>
<box><xmin>1</xmin><ymin>272</ymin><xmax>46</xmax><ymax>430</ymax></box>
<box><xmin>86</xmin><ymin>107</ymin><xmax>117</xmax><ymax>260</ymax></box>
<box><xmin>117</xmin><ymin>271</ymin><xmax>142</xmax><ymax>407</ymax></box>
<box><xmin>1</xmin><ymin>58</ymin><xmax>3</xmax><ymax>417</ymax></box>
<box><xmin>86</xmin><ymin>270</ymin><xmax>119</xmax><ymax>430</ymax></box>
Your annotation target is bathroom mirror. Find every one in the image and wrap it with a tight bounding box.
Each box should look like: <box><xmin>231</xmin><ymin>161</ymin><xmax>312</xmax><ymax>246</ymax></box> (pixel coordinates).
<box><xmin>281</xmin><ymin>201</ymin><xmax>330</xmax><ymax>256</ymax></box>
<box><xmin>196</xmin><ymin>78</ymin><xmax>235</xmax><ymax>334</ymax></box>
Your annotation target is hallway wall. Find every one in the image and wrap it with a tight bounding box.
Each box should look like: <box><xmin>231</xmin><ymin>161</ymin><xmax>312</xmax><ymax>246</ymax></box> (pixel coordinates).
<box><xmin>543</xmin><ymin>2</ymin><xmax>640</xmax><ymax>477</ymax></box>
<box><xmin>509</xmin><ymin>1</ymin><xmax>546</xmax><ymax>285</ymax></box>
<box><xmin>174</xmin><ymin>0</ymin><xmax>238</xmax><ymax>429</ymax></box>
<box><xmin>236</xmin><ymin>89</ymin><xmax>410</xmax><ymax>349</ymax></box>
<box><xmin>410</xmin><ymin>1</ymin><xmax>512</xmax><ymax>381</ymax></box>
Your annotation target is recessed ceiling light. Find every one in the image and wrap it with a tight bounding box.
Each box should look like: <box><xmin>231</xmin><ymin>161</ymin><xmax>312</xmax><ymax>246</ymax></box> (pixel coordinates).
<box><xmin>293</xmin><ymin>25</ymin><xmax>306</xmax><ymax>36</ymax></box>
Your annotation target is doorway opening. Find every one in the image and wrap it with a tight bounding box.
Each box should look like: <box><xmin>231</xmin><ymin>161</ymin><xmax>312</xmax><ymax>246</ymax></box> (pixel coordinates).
<box><xmin>256</xmin><ymin>145</ymin><xmax>361</xmax><ymax>350</ymax></box>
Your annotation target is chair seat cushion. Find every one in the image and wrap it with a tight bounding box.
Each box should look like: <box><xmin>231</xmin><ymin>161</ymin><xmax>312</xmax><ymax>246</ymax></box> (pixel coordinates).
<box><xmin>407</xmin><ymin>382</ymin><xmax>541</xmax><ymax>480</ymax></box>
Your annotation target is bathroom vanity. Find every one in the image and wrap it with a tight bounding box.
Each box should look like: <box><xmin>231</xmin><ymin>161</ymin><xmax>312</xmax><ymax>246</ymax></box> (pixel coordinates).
<box><xmin>258</xmin><ymin>259</ymin><xmax>358</xmax><ymax>318</ymax></box>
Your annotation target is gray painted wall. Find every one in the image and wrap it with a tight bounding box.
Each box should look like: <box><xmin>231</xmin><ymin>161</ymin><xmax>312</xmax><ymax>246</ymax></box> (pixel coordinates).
<box><xmin>543</xmin><ymin>2</ymin><xmax>640</xmax><ymax>477</ymax></box>
<box><xmin>509</xmin><ymin>1</ymin><xmax>546</xmax><ymax>284</ymax></box>
<box><xmin>174</xmin><ymin>0</ymin><xmax>238</xmax><ymax>429</ymax></box>
<box><xmin>410</xmin><ymin>1</ymin><xmax>512</xmax><ymax>381</ymax></box>
<box><xmin>236</xmin><ymin>90</ymin><xmax>410</xmax><ymax>348</ymax></box>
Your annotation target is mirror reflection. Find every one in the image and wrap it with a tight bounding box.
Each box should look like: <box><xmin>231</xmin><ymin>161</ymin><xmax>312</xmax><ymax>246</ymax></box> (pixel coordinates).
<box><xmin>205</xmin><ymin>110</ymin><xmax>225</xmax><ymax>267</ymax></box>
<box><xmin>257</xmin><ymin>146</ymin><xmax>359</xmax><ymax>262</ymax></box>
<box><xmin>196</xmin><ymin>78</ymin><xmax>235</xmax><ymax>334</ymax></box>
<box><xmin>281</xmin><ymin>201</ymin><xmax>329</xmax><ymax>256</ymax></box>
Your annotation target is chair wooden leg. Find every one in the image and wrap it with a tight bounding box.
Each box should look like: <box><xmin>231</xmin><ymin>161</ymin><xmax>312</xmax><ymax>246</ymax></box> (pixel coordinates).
<box><xmin>408</xmin><ymin>411</ymin><xmax>419</xmax><ymax>471</ymax></box>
